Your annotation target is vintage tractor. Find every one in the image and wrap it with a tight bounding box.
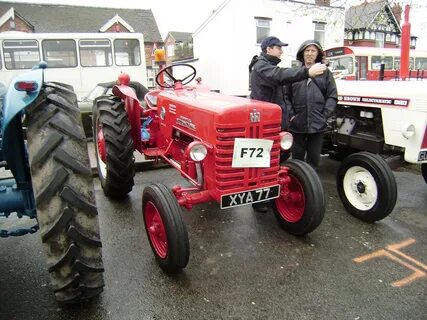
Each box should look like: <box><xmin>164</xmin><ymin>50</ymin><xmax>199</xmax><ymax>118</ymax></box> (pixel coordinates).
<box><xmin>0</xmin><ymin>63</ymin><xmax>104</xmax><ymax>304</ymax></box>
<box><xmin>92</xmin><ymin>63</ymin><xmax>325</xmax><ymax>274</ymax></box>
<box><xmin>322</xmin><ymin>79</ymin><xmax>426</xmax><ymax>222</ymax></box>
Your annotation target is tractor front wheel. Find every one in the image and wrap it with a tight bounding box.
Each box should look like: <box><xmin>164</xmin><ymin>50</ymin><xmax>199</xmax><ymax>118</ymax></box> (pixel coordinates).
<box><xmin>271</xmin><ymin>159</ymin><xmax>325</xmax><ymax>235</ymax></box>
<box><xmin>26</xmin><ymin>82</ymin><xmax>104</xmax><ymax>304</ymax></box>
<box><xmin>92</xmin><ymin>96</ymin><xmax>135</xmax><ymax>199</ymax></box>
<box><xmin>142</xmin><ymin>183</ymin><xmax>189</xmax><ymax>273</ymax></box>
<box><xmin>337</xmin><ymin>152</ymin><xmax>397</xmax><ymax>222</ymax></box>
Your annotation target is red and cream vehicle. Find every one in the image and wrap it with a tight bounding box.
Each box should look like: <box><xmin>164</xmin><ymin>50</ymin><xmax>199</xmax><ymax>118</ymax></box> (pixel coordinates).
<box><xmin>323</xmin><ymin>79</ymin><xmax>427</xmax><ymax>222</ymax></box>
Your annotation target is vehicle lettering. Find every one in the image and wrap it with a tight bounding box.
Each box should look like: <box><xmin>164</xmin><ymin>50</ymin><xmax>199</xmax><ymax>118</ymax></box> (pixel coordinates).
<box><xmin>338</xmin><ymin>95</ymin><xmax>410</xmax><ymax>107</ymax></box>
<box><xmin>228</xmin><ymin>188</ymin><xmax>271</xmax><ymax>206</ymax></box>
<box><xmin>240</xmin><ymin>147</ymin><xmax>263</xmax><ymax>158</ymax></box>
<box><xmin>176</xmin><ymin>116</ymin><xmax>196</xmax><ymax>131</ymax></box>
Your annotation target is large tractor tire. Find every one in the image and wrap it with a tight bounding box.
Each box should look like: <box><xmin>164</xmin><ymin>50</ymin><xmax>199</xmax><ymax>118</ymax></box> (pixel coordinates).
<box><xmin>92</xmin><ymin>96</ymin><xmax>135</xmax><ymax>199</ymax></box>
<box><xmin>142</xmin><ymin>183</ymin><xmax>190</xmax><ymax>274</ymax></box>
<box><xmin>421</xmin><ymin>163</ymin><xmax>427</xmax><ymax>184</ymax></box>
<box><xmin>271</xmin><ymin>159</ymin><xmax>325</xmax><ymax>236</ymax></box>
<box><xmin>337</xmin><ymin>152</ymin><xmax>397</xmax><ymax>222</ymax></box>
<box><xmin>26</xmin><ymin>82</ymin><xmax>104</xmax><ymax>304</ymax></box>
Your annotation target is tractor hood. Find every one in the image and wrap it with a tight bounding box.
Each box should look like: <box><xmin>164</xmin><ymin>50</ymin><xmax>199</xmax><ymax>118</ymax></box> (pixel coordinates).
<box><xmin>156</xmin><ymin>88</ymin><xmax>282</xmax><ymax>144</ymax></box>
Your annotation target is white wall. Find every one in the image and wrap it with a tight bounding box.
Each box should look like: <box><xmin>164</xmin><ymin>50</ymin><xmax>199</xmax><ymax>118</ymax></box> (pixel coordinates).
<box><xmin>193</xmin><ymin>0</ymin><xmax>345</xmax><ymax>96</ymax></box>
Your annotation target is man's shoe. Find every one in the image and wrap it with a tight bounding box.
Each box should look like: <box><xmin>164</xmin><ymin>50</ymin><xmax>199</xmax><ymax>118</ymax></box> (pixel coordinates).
<box><xmin>252</xmin><ymin>202</ymin><xmax>269</xmax><ymax>213</ymax></box>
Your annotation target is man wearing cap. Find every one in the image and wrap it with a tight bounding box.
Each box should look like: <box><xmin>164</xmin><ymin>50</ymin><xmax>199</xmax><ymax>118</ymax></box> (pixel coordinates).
<box><xmin>285</xmin><ymin>40</ymin><xmax>337</xmax><ymax>170</ymax></box>
<box><xmin>248</xmin><ymin>36</ymin><xmax>326</xmax><ymax>213</ymax></box>
<box><xmin>249</xmin><ymin>36</ymin><xmax>326</xmax><ymax>127</ymax></box>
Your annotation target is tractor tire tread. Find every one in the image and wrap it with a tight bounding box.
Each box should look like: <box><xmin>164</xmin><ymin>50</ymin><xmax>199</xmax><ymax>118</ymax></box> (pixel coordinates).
<box><xmin>26</xmin><ymin>82</ymin><xmax>104</xmax><ymax>304</ymax></box>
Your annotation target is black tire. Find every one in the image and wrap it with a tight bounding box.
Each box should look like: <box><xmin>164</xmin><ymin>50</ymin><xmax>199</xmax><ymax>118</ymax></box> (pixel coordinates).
<box><xmin>271</xmin><ymin>159</ymin><xmax>325</xmax><ymax>235</ymax></box>
<box><xmin>337</xmin><ymin>152</ymin><xmax>397</xmax><ymax>222</ymax></box>
<box><xmin>92</xmin><ymin>96</ymin><xmax>135</xmax><ymax>199</ymax></box>
<box><xmin>26</xmin><ymin>82</ymin><xmax>104</xmax><ymax>304</ymax></box>
<box><xmin>421</xmin><ymin>163</ymin><xmax>427</xmax><ymax>184</ymax></box>
<box><xmin>142</xmin><ymin>183</ymin><xmax>189</xmax><ymax>274</ymax></box>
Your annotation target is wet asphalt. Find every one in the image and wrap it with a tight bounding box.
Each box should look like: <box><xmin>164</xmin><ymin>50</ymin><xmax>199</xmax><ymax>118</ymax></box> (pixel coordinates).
<box><xmin>0</xmin><ymin>157</ymin><xmax>426</xmax><ymax>320</ymax></box>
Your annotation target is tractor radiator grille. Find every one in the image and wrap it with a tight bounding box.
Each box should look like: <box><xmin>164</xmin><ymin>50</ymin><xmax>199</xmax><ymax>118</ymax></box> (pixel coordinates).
<box><xmin>215</xmin><ymin>123</ymin><xmax>281</xmax><ymax>191</ymax></box>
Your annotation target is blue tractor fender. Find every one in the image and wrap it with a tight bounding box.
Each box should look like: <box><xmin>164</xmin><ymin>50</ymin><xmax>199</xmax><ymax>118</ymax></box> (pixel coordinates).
<box><xmin>1</xmin><ymin>63</ymin><xmax>46</xmax><ymax>162</ymax></box>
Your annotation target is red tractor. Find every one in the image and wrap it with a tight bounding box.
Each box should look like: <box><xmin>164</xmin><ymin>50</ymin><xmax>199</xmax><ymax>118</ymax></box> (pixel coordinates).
<box><xmin>92</xmin><ymin>64</ymin><xmax>325</xmax><ymax>273</ymax></box>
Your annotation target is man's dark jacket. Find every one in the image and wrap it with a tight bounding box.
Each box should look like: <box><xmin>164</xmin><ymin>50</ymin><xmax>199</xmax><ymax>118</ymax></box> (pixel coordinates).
<box><xmin>286</xmin><ymin>69</ymin><xmax>337</xmax><ymax>134</ymax></box>
<box><xmin>249</xmin><ymin>53</ymin><xmax>309</xmax><ymax>129</ymax></box>
<box><xmin>285</xmin><ymin>40</ymin><xmax>338</xmax><ymax>134</ymax></box>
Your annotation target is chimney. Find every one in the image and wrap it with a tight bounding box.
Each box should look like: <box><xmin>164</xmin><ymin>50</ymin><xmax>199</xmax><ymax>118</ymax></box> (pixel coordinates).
<box><xmin>315</xmin><ymin>0</ymin><xmax>331</xmax><ymax>6</ymax></box>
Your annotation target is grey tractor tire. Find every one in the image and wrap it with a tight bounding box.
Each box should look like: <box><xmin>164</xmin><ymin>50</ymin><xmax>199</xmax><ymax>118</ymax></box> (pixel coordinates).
<box><xmin>26</xmin><ymin>82</ymin><xmax>104</xmax><ymax>304</ymax></box>
<box><xmin>337</xmin><ymin>152</ymin><xmax>397</xmax><ymax>222</ymax></box>
<box><xmin>92</xmin><ymin>96</ymin><xmax>135</xmax><ymax>199</ymax></box>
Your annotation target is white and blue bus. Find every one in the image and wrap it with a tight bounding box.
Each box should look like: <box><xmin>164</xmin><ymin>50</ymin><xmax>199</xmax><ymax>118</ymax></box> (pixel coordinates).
<box><xmin>0</xmin><ymin>32</ymin><xmax>147</xmax><ymax>98</ymax></box>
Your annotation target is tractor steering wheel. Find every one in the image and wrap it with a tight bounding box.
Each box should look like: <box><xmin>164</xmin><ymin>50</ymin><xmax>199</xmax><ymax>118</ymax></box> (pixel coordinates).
<box><xmin>155</xmin><ymin>63</ymin><xmax>196</xmax><ymax>88</ymax></box>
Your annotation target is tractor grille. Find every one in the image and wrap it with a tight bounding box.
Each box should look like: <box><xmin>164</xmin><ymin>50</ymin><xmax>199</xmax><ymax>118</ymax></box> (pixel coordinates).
<box><xmin>215</xmin><ymin>123</ymin><xmax>281</xmax><ymax>192</ymax></box>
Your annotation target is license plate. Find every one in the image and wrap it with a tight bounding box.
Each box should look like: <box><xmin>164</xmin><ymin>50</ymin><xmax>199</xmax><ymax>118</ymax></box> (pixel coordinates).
<box><xmin>220</xmin><ymin>185</ymin><xmax>280</xmax><ymax>209</ymax></box>
<box><xmin>232</xmin><ymin>138</ymin><xmax>273</xmax><ymax>168</ymax></box>
<box><xmin>418</xmin><ymin>150</ymin><xmax>427</xmax><ymax>161</ymax></box>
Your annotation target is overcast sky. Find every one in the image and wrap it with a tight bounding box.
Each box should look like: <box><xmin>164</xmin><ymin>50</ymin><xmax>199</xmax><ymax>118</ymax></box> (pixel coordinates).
<box><xmin>2</xmin><ymin>0</ymin><xmax>426</xmax><ymax>49</ymax></box>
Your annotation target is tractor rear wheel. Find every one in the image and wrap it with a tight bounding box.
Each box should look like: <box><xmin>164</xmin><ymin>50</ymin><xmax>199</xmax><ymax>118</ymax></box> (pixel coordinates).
<box><xmin>337</xmin><ymin>152</ymin><xmax>397</xmax><ymax>222</ymax></box>
<box><xmin>26</xmin><ymin>82</ymin><xmax>104</xmax><ymax>304</ymax></box>
<box><xmin>271</xmin><ymin>159</ymin><xmax>325</xmax><ymax>235</ymax></box>
<box><xmin>142</xmin><ymin>183</ymin><xmax>189</xmax><ymax>274</ymax></box>
<box><xmin>93</xmin><ymin>96</ymin><xmax>135</xmax><ymax>199</ymax></box>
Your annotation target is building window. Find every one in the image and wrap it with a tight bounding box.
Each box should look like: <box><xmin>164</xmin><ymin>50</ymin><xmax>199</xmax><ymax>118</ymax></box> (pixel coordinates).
<box><xmin>313</xmin><ymin>22</ymin><xmax>325</xmax><ymax>47</ymax></box>
<box><xmin>167</xmin><ymin>44</ymin><xmax>175</xmax><ymax>57</ymax></box>
<box><xmin>375</xmin><ymin>32</ymin><xmax>385</xmax><ymax>48</ymax></box>
<box><xmin>255</xmin><ymin>18</ymin><xmax>271</xmax><ymax>44</ymax></box>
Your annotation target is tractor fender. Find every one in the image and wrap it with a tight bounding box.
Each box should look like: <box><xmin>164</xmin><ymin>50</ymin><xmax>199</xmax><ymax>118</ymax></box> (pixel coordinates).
<box><xmin>112</xmin><ymin>84</ymin><xmax>139</xmax><ymax>102</ymax></box>
<box><xmin>1</xmin><ymin>66</ymin><xmax>44</xmax><ymax>171</ymax></box>
<box><xmin>2</xmin><ymin>67</ymin><xmax>44</xmax><ymax>146</ymax></box>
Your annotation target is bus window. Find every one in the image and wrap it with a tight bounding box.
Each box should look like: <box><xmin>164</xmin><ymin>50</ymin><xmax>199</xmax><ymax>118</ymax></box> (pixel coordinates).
<box><xmin>79</xmin><ymin>39</ymin><xmax>112</xmax><ymax>67</ymax></box>
<box><xmin>371</xmin><ymin>56</ymin><xmax>393</xmax><ymax>70</ymax></box>
<box><xmin>114</xmin><ymin>39</ymin><xmax>141</xmax><ymax>66</ymax></box>
<box><xmin>329</xmin><ymin>56</ymin><xmax>354</xmax><ymax>74</ymax></box>
<box><xmin>394</xmin><ymin>57</ymin><xmax>415</xmax><ymax>70</ymax></box>
<box><xmin>3</xmin><ymin>39</ymin><xmax>40</xmax><ymax>70</ymax></box>
<box><xmin>415</xmin><ymin>57</ymin><xmax>427</xmax><ymax>70</ymax></box>
<box><xmin>42</xmin><ymin>39</ymin><xmax>77</xmax><ymax>68</ymax></box>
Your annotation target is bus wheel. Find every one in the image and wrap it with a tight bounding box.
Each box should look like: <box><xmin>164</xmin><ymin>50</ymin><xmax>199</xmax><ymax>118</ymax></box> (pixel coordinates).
<box><xmin>92</xmin><ymin>96</ymin><xmax>135</xmax><ymax>199</ymax></box>
<box><xmin>142</xmin><ymin>183</ymin><xmax>189</xmax><ymax>274</ymax></box>
<box><xmin>271</xmin><ymin>159</ymin><xmax>325</xmax><ymax>236</ymax></box>
<box><xmin>337</xmin><ymin>152</ymin><xmax>397</xmax><ymax>222</ymax></box>
<box><xmin>421</xmin><ymin>163</ymin><xmax>427</xmax><ymax>184</ymax></box>
<box><xmin>26</xmin><ymin>82</ymin><xmax>104</xmax><ymax>304</ymax></box>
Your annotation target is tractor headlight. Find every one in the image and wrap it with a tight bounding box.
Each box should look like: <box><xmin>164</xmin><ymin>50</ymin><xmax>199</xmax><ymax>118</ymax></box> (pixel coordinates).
<box><xmin>280</xmin><ymin>132</ymin><xmax>293</xmax><ymax>150</ymax></box>
<box><xmin>402</xmin><ymin>124</ymin><xmax>415</xmax><ymax>139</ymax></box>
<box><xmin>187</xmin><ymin>142</ymin><xmax>208</xmax><ymax>162</ymax></box>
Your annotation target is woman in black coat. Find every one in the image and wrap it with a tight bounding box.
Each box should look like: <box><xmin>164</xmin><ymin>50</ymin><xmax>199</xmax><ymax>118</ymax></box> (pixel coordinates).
<box><xmin>285</xmin><ymin>40</ymin><xmax>338</xmax><ymax>170</ymax></box>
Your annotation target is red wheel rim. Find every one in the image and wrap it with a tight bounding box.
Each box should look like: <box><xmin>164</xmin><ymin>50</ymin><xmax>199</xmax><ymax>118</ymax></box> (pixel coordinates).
<box><xmin>144</xmin><ymin>201</ymin><xmax>168</xmax><ymax>258</ymax></box>
<box><xmin>97</xmin><ymin>124</ymin><xmax>106</xmax><ymax>163</ymax></box>
<box><xmin>275</xmin><ymin>174</ymin><xmax>305</xmax><ymax>223</ymax></box>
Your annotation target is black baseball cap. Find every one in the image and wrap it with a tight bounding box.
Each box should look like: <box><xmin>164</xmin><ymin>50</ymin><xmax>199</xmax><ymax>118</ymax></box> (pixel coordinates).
<box><xmin>261</xmin><ymin>36</ymin><xmax>288</xmax><ymax>50</ymax></box>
